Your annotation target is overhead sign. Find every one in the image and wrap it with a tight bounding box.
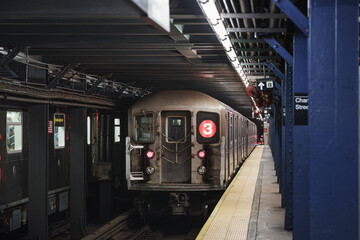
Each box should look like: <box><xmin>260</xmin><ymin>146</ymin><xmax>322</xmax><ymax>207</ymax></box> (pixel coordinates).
<box><xmin>257</xmin><ymin>79</ymin><xmax>274</xmax><ymax>91</ymax></box>
<box><xmin>294</xmin><ymin>93</ymin><xmax>308</xmax><ymax>125</ymax></box>
<box><xmin>199</xmin><ymin>120</ymin><xmax>216</xmax><ymax>138</ymax></box>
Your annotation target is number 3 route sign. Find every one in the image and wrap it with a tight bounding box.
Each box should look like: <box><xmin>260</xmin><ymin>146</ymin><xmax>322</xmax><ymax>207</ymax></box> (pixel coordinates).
<box><xmin>199</xmin><ymin>120</ymin><xmax>216</xmax><ymax>138</ymax></box>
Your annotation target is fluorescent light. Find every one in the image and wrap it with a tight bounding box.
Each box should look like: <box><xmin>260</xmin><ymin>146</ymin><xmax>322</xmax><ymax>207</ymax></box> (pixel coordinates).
<box><xmin>227</xmin><ymin>49</ymin><xmax>237</xmax><ymax>61</ymax></box>
<box><xmin>221</xmin><ymin>37</ymin><xmax>232</xmax><ymax>51</ymax></box>
<box><xmin>198</xmin><ymin>0</ymin><xmax>252</xmax><ymax>99</ymax></box>
<box><xmin>212</xmin><ymin>20</ymin><xmax>227</xmax><ymax>39</ymax></box>
<box><xmin>199</xmin><ymin>0</ymin><xmax>220</xmax><ymax>25</ymax></box>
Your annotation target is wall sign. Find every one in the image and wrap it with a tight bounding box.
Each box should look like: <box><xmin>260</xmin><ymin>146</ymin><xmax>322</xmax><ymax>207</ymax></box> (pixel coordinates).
<box><xmin>256</xmin><ymin>79</ymin><xmax>274</xmax><ymax>91</ymax></box>
<box><xmin>294</xmin><ymin>93</ymin><xmax>308</xmax><ymax>125</ymax></box>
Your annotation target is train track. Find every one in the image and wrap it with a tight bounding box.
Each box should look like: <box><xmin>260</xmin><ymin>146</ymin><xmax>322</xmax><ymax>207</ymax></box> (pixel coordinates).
<box><xmin>82</xmin><ymin>212</ymin><xmax>133</xmax><ymax>240</ymax></box>
<box><xmin>82</xmin><ymin>212</ymin><xmax>202</xmax><ymax>240</ymax></box>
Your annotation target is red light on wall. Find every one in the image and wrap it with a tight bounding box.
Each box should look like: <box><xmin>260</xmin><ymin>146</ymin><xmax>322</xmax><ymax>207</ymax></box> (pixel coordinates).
<box><xmin>0</xmin><ymin>133</ymin><xmax>2</xmax><ymax>140</ymax></box>
<box><xmin>0</xmin><ymin>155</ymin><xmax>1</xmax><ymax>161</ymax></box>
<box><xmin>254</xmin><ymin>110</ymin><xmax>260</xmax><ymax>114</ymax></box>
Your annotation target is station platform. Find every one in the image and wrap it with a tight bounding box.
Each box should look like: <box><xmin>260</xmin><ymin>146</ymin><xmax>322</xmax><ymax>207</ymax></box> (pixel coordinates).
<box><xmin>196</xmin><ymin>146</ymin><xmax>292</xmax><ymax>240</ymax></box>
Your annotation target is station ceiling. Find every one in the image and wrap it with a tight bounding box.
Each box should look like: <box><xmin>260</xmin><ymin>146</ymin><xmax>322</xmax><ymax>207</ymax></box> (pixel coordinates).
<box><xmin>0</xmin><ymin>0</ymin><xmax>306</xmax><ymax>119</ymax></box>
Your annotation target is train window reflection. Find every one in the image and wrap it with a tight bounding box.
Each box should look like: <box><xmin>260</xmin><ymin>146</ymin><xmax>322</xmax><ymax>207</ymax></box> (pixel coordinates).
<box><xmin>114</xmin><ymin>118</ymin><xmax>120</xmax><ymax>143</ymax></box>
<box><xmin>135</xmin><ymin>114</ymin><xmax>154</xmax><ymax>142</ymax></box>
<box><xmin>167</xmin><ymin>117</ymin><xmax>186</xmax><ymax>142</ymax></box>
<box><xmin>54</xmin><ymin>113</ymin><xmax>65</xmax><ymax>149</ymax></box>
<box><xmin>6</xmin><ymin>111</ymin><xmax>23</xmax><ymax>153</ymax></box>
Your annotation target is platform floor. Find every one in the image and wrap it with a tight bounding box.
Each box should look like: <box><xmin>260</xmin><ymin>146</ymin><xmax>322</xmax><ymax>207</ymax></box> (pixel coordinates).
<box><xmin>196</xmin><ymin>145</ymin><xmax>292</xmax><ymax>240</ymax></box>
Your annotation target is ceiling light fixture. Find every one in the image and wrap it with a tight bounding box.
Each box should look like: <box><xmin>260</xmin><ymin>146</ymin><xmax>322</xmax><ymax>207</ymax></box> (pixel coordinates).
<box><xmin>198</xmin><ymin>0</ymin><xmax>250</xmax><ymax>89</ymax></box>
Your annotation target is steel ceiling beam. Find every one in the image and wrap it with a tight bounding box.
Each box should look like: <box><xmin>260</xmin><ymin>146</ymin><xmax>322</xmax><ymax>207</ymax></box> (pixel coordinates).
<box><xmin>235</xmin><ymin>47</ymin><xmax>273</xmax><ymax>52</ymax></box>
<box><xmin>170</xmin><ymin>15</ymin><xmax>206</xmax><ymax>19</ymax></box>
<box><xmin>263</xmin><ymin>36</ymin><xmax>293</xmax><ymax>65</ymax></box>
<box><xmin>264</xmin><ymin>61</ymin><xmax>285</xmax><ymax>81</ymax></box>
<box><xmin>86</xmin><ymin>75</ymin><xmax>107</xmax><ymax>94</ymax></box>
<box><xmin>0</xmin><ymin>46</ymin><xmax>23</xmax><ymax>70</ymax></box>
<box><xmin>227</xmin><ymin>27</ymin><xmax>286</xmax><ymax>33</ymax></box>
<box><xmin>231</xmin><ymin>39</ymin><xmax>265</xmax><ymax>43</ymax></box>
<box><xmin>271</xmin><ymin>0</ymin><xmax>309</xmax><ymax>36</ymax></box>
<box><xmin>220</xmin><ymin>13</ymin><xmax>288</xmax><ymax>19</ymax></box>
<box><xmin>238</xmin><ymin>56</ymin><xmax>281</xmax><ymax>60</ymax></box>
<box><xmin>241</xmin><ymin>62</ymin><xmax>280</xmax><ymax>66</ymax></box>
<box><xmin>47</xmin><ymin>63</ymin><xmax>75</xmax><ymax>89</ymax></box>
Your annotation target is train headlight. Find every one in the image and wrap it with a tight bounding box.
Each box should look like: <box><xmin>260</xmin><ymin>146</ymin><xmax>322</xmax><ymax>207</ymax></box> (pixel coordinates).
<box><xmin>197</xmin><ymin>165</ymin><xmax>206</xmax><ymax>175</ymax></box>
<box><xmin>146</xmin><ymin>150</ymin><xmax>155</xmax><ymax>159</ymax></box>
<box><xmin>197</xmin><ymin>150</ymin><xmax>206</xmax><ymax>159</ymax></box>
<box><xmin>146</xmin><ymin>166</ymin><xmax>155</xmax><ymax>175</ymax></box>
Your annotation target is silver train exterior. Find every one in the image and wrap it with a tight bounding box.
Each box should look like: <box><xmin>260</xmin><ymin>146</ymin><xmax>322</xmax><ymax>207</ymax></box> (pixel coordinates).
<box><xmin>126</xmin><ymin>90</ymin><xmax>257</xmax><ymax>215</ymax></box>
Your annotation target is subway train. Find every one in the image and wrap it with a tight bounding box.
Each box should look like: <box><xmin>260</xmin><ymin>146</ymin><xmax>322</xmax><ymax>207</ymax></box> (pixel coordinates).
<box><xmin>126</xmin><ymin>90</ymin><xmax>257</xmax><ymax>216</ymax></box>
<box><xmin>0</xmin><ymin>99</ymin><xmax>123</xmax><ymax>235</ymax></box>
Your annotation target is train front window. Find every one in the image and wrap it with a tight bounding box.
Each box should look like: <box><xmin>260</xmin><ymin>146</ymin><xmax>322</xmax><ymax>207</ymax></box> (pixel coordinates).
<box><xmin>54</xmin><ymin>113</ymin><xmax>65</xmax><ymax>149</ymax></box>
<box><xmin>167</xmin><ymin>117</ymin><xmax>186</xmax><ymax>142</ymax></box>
<box><xmin>6</xmin><ymin>111</ymin><xmax>23</xmax><ymax>153</ymax></box>
<box><xmin>135</xmin><ymin>114</ymin><xmax>154</xmax><ymax>142</ymax></box>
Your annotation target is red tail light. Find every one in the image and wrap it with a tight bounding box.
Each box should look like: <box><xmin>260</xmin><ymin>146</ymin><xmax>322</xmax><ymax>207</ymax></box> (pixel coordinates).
<box><xmin>146</xmin><ymin>150</ymin><xmax>155</xmax><ymax>159</ymax></box>
<box><xmin>198</xmin><ymin>150</ymin><xmax>206</xmax><ymax>159</ymax></box>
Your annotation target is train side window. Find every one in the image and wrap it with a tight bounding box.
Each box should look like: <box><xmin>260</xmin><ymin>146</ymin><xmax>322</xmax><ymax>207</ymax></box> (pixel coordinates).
<box><xmin>54</xmin><ymin>113</ymin><xmax>65</xmax><ymax>149</ymax></box>
<box><xmin>6</xmin><ymin>111</ymin><xmax>23</xmax><ymax>153</ymax></box>
<box><xmin>114</xmin><ymin>118</ymin><xmax>120</xmax><ymax>143</ymax></box>
<box><xmin>87</xmin><ymin>116</ymin><xmax>91</xmax><ymax>145</ymax></box>
<box><xmin>134</xmin><ymin>113</ymin><xmax>154</xmax><ymax>142</ymax></box>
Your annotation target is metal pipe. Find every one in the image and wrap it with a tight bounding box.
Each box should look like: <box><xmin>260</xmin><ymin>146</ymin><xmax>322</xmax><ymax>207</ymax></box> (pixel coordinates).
<box><xmin>0</xmin><ymin>94</ymin><xmax>114</xmax><ymax>110</ymax></box>
<box><xmin>106</xmin><ymin>115</ymin><xmax>111</xmax><ymax>162</ymax></box>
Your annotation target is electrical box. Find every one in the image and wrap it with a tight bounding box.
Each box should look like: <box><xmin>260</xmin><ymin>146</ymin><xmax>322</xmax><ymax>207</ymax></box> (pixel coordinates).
<box><xmin>58</xmin><ymin>191</ymin><xmax>69</xmax><ymax>212</ymax></box>
<box><xmin>48</xmin><ymin>195</ymin><xmax>57</xmax><ymax>215</ymax></box>
<box><xmin>12</xmin><ymin>209</ymin><xmax>21</xmax><ymax>231</ymax></box>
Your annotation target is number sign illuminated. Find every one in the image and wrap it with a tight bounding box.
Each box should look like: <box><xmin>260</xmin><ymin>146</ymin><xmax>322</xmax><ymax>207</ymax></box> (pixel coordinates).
<box><xmin>199</xmin><ymin>120</ymin><xmax>216</xmax><ymax>138</ymax></box>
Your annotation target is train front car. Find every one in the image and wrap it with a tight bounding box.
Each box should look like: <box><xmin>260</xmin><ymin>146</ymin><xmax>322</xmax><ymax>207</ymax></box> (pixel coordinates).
<box><xmin>126</xmin><ymin>90</ymin><xmax>256</xmax><ymax>216</ymax></box>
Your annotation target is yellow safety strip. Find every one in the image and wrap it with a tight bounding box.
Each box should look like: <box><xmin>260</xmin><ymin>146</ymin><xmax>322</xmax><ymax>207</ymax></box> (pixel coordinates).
<box><xmin>196</xmin><ymin>146</ymin><xmax>264</xmax><ymax>240</ymax></box>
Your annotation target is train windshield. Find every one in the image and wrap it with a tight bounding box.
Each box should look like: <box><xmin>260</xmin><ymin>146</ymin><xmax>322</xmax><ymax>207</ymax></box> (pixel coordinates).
<box><xmin>135</xmin><ymin>114</ymin><xmax>154</xmax><ymax>142</ymax></box>
<box><xmin>167</xmin><ymin>117</ymin><xmax>186</xmax><ymax>142</ymax></box>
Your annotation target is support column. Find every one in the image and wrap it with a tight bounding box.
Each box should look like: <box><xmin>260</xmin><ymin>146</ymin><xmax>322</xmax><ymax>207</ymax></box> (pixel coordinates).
<box><xmin>28</xmin><ymin>104</ymin><xmax>49</xmax><ymax>239</ymax></box>
<box><xmin>275</xmin><ymin>105</ymin><xmax>282</xmax><ymax>185</ymax></box>
<box><xmin>308</xmin><ymin>0</ymin><xmax>358</xmax><ymax>238</ymax></box>
<box><xmin>281</xmin><ymin>78</ymin><xmax>286</xmax><ymax>208</ymax></box>
<box><xmin>293</xmin><ymin>29</ymin><xmax>309</xmax><ymax>240</ymax></box>
<box><xmin>70</xmin><ymin>108</ymin><xmax>87</xmax><ymax>239</ymax></box>
<box><xmin>284</xmin><ymin>63</ymin><xmax>294</xmax><ymax>230</ymax></box>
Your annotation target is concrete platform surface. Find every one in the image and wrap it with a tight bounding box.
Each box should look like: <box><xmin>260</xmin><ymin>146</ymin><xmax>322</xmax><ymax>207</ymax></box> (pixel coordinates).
<box><xmin>247</xmin><ymin>145</ymin><xmax>292</xmax><ymax>240</ymax></box>
<box><xmin>197</xmin><ymin>145</ymin><xmax>292</xmax><ymax>240</ymax></box>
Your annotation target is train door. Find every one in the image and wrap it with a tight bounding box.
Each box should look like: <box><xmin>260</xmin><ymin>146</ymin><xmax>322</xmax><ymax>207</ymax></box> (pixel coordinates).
<box><xmin>0</xmin><ymin>108</ymin><xmax>29</xmax><ymax>208</ymax></box>
<box><xmin>242</xmin><ymin>118</ymin><xmax>245</xmax><ymax>160</ymax></box>
<box><xmin>233</xmin><ymin>116</ymin><xmax>236</xmax><ymax>171</ymax></box>
<box><xmin>49</xmin><ymin>109</ymin><xmax>70</xmax><ymax>191</ymax></box>
<box><xmin>246</xmin><ymin>121</ymin><xmax>249</xmax><ymax>156</ymax></box>
<box><xmin>226</xmin><ymin>113</ymin><xmax>230</xmax><ymax>179</ymax></box>
<box><xmin>235</xmin><ymin>117</ymin><xmax>238</xmax><ymax>168</ymax></box>
<box><xmin>161</xmin><ymin>111</ymin><xmax>191</xmax><ymax>183</ymax></box>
